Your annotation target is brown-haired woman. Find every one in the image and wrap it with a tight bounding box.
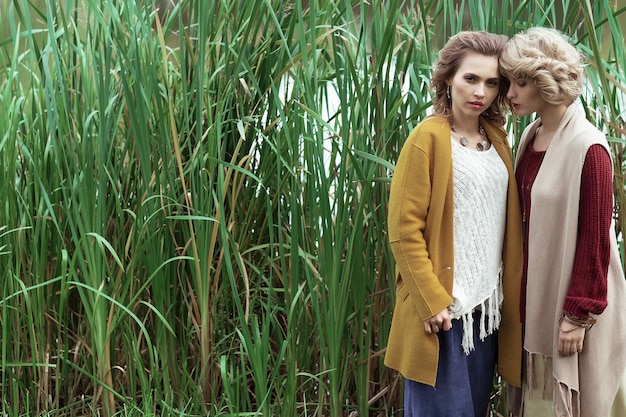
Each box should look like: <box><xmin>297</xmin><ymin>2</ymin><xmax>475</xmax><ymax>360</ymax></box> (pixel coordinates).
<box><xmin>385</xmin><ymin>31</ymin><xmax>523</xmax><ymax>416</ymax></box>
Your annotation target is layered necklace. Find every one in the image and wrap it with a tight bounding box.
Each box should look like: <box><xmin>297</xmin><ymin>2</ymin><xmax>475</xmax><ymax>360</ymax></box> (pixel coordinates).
<box><xmin>451</xmin><ymin>123</ymin><xmax>490</xmax><ymax>151</ymax></box>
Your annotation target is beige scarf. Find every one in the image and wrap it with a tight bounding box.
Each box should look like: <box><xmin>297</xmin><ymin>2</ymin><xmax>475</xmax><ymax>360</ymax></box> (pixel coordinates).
<box><xmin>516</xmin><ymin>103</ymin><xmax>626</xmax><ymax>417</ymax></box>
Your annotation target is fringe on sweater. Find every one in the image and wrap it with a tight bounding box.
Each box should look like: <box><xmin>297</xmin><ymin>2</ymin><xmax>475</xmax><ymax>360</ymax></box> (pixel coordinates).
<box><xmin>457</xmin><ymin>270</ymin><xmax>504</xmax><ymax>355</ymax></box>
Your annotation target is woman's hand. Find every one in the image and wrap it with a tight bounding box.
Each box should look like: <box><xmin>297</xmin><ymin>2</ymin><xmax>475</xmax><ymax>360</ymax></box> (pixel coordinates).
<box><xmin>558</xmin><ymin>316</ymin><xmax>586</xmax><ymax>356</ymax></box>
<box><xmin>424</xmin><ymin>308</ymin><xmax>452</xmax><ymax>334</ymax></box>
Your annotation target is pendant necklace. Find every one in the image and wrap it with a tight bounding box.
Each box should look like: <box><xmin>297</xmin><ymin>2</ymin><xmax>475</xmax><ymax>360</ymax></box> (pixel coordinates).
<box><xmin>520</xmin><ymin>138</ymin><xmax>547</xmax><ymax>231</ymax></box>
<box><xmin>451</xmin><ymin>124</ymin><xmax>490</xmax><ymax>151</ymax></box>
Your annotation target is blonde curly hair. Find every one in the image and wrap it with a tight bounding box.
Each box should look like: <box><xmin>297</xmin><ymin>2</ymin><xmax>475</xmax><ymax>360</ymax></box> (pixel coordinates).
<box><xmin>499</xmin><ymin>27</ymin><xmax>584</xmax><ymax>106</ymax></box>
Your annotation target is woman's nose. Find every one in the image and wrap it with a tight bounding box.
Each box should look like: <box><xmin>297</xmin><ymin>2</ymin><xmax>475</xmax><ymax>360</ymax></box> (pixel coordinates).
<box><xmin>507</xmin><ymin>86</ymin><xmax>516</xmax><ymax>99</ymax></box>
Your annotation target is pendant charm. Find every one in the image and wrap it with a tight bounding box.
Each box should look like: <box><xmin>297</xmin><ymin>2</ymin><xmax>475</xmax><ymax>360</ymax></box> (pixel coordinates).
<box><xmin>452</xmin><ymin>123</ymin><xmax>488</xmax><ymax>151</ymax></box>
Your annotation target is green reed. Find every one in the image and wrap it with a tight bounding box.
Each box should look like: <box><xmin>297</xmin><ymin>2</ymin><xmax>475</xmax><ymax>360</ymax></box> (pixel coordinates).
<box><xmin>0</xmin><ymin>1</ymin><xmax>624</xmax><ymax>416</ymax></box>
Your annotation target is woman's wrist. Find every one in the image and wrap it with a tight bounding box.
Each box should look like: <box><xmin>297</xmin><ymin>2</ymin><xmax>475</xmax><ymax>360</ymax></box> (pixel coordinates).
<box><xmin>559</xmin><ymin>311</ymin><xmax>596</xmax><ymax>332</ymax></box>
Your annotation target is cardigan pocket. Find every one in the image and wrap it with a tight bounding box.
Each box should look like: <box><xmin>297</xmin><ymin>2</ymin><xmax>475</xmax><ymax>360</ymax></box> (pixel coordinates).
<box><xmin>397</xmin><ymin>280</ymin><xmax>410</xmax><ymax>303</ymax></box>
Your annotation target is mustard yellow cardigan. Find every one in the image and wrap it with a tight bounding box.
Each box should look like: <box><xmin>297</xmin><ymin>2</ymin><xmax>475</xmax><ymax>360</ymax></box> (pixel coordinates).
<box><xmin>384</xmin><ymin>114</ymin><xmax>523</xmax><ymax>387</ymax></box>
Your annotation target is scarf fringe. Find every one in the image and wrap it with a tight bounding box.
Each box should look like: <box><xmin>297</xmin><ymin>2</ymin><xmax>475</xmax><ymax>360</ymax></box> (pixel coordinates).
<box><xmin>524</xmin><ymin>351</ymin><xmax>581</xmax><ymax>417</ymax></box>
<box><xmin>556</xmin><ymin>381</ymin><xmax>580</xmax><ymax>417</ymax></box>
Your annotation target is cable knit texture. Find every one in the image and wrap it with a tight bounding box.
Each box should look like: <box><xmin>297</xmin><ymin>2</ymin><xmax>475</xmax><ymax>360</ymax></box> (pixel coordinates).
<box><xmin>563</xmin><ymin>145</ymin><xmax>611</xmax><ymax>318</ymax></box>
<box><xmin>451</xmin><ymin>141</ymin><xmax>507</xmax><ymax>353</ymax></box>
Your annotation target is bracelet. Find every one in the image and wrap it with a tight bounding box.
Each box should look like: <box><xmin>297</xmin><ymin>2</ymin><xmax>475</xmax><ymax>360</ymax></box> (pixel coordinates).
<box><xmin>558</xmin><ymin>312</ymin><xmax>596</xmax><ymax>332</ymax></box>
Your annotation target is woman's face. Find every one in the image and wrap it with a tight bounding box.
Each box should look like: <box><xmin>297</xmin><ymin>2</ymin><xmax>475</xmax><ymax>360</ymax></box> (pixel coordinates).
<box><xmin>506</xmin><ymin>78</ymin><xmax>547</xmax><ymax>116</ymax></box>
<box><xmin>447</xmin><ymin>52</ymin><xmax>501</xmax><ymax>121</ymax></box>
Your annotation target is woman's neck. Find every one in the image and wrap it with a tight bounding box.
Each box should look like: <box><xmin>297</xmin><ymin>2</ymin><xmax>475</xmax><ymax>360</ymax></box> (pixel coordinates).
<box><xmin>450</xmin><ymin>116</ymin><xmax>480</xmax><ymax>133</ymax></box>
<box><xmin>535</xmin><ymin>104</ymin><xmax>568</xmax><ymax>151</ymax></box>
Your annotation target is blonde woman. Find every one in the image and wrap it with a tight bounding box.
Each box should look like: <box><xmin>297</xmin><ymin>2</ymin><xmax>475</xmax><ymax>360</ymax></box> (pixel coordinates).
<box><xmin>385</xmin><ymin>31</ymin><xmax>523</xmax><ymax>417</ymax></box>
<box><xmin>500</xmin><ymin>27</ymin><xmax>626</xmax><ymax>417</ymax></box>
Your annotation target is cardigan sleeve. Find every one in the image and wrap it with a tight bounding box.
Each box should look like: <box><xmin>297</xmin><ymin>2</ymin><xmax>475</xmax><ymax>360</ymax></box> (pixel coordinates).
<box><xmin>563</xmin><ymin>144</ymin><xmax>611</xmax><ymax>318</ymax></box>
<box><xmin>388</xmin><ymin>125</ymin><xmax>453</xmax><ymax>320</ymax></box>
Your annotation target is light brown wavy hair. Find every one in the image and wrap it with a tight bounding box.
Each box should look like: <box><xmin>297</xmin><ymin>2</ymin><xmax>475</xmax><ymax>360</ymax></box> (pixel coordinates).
<box><xmin>432</xmin><ymin>31</ymin><xmax>509</xmax><ymax>126</ymax></box>
<box><xmin>499</xmin><ymin>27</ymin><xmax>584</xmax><ymax>106</ymax></box>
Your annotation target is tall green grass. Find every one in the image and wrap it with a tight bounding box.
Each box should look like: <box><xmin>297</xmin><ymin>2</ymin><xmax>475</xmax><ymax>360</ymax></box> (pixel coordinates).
<box><xmin>0</xmin><ymin>0</ymin><xmax>624</xmax><ymax>416</ymax></box>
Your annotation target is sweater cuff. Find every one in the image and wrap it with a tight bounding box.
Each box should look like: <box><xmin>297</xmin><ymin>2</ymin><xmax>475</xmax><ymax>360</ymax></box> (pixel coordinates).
<box><xmin>563</xmin><ymin>296</ymin><xmax>608</xmax><ymax>319</ymax></box>
<box><xmin>562</xmin><ymin>302</ymin><xmax>589</xmax><ymax>319</ymax></box>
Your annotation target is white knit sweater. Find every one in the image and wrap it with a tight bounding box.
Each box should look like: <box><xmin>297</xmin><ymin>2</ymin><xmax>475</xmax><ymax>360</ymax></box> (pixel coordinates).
<box><xmin>450</xmin><ymin>140</ymin><xmax>508</xmax><ymax>354</ymax></box>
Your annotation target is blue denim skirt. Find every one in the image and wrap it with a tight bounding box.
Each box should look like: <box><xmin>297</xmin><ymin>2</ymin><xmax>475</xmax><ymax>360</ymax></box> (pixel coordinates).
<box><xmin>403</xmin><ymin>311</ymin><xmax>497</xmax><ymax>417</ymax></box>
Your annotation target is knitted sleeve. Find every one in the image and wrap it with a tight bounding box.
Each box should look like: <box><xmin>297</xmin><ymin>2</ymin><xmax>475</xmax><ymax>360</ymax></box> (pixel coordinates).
<box><xmin>563</xmin><ymin>144</ymin><xmax>612</xmax><ymax>318</ymax></box>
